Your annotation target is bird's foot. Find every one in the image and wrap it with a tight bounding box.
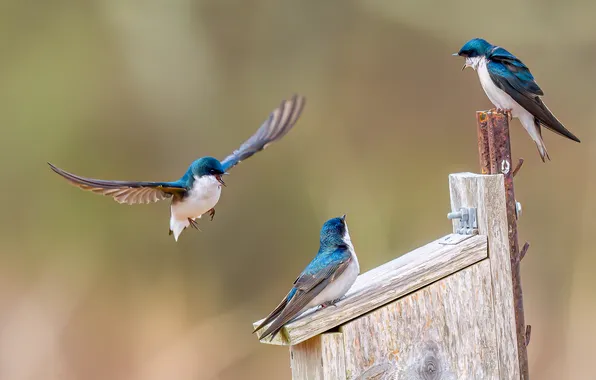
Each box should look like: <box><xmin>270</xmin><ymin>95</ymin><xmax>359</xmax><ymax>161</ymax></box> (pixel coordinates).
<box><xmin>319</xmin><ymin>298</ymin><xmax>342</xmax><ymax>309</ymax></box>
<box><xmin>208</xmin><ymin>208</ymin><xmax>215</xmax><ymax>221</ymax></box>
<box><xmin>496</xmin><ymin>108</ymin><xmax>513</xmax><ymax>121</ymax></box>
<box><xmin>188</xmin><ymin>218</ymin><xmax>201</xmax><ymax>231</ymax></box>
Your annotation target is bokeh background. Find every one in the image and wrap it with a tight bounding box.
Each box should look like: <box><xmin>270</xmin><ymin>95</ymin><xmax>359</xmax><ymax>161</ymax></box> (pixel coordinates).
<box><xmin>1</xmin><ymin>1</ymin><xmax>595</xmax><ymax>379</ymax></box>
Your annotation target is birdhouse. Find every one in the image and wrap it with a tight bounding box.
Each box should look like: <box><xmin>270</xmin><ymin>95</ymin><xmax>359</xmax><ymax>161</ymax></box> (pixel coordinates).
<box><xmin>253</xmin><ymin>172</ymin><xmax>526</xmax><ymax>379</ymax></box>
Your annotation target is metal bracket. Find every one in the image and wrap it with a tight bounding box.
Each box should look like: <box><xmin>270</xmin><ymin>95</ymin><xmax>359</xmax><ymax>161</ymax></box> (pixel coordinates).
<box><xmin>447</xmin><ymin>207</ymin><xmax>479</xmax><ymax>235</ymax></box>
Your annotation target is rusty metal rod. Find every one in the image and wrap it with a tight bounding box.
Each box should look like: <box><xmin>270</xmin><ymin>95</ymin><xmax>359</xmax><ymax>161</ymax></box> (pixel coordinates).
<box><xmin>513</xmin><ymin>158</ymin><xmax>525</xmax><ymax>178</ymax></box>
<box><xmin>476</xmin><ymin>111</ymin><xmax>491</xmax><ymax>174</ymax></box>
<box><xmin>477</xmin><ymin>110</ymin><xmax>530</xmax><ymax>379</ymax></box>
<box><xmin>520</xmin><ymin>242</ymin><xmax>530</xmax><ymax>262</ymax></box>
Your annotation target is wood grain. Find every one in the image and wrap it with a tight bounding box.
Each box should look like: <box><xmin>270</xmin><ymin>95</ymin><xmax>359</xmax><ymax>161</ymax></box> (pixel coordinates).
<box><xmin>253</xmin><ymin>234</ymin><xmax>488</xmax><ymax>346</ymax></box>
<box><xmin>341</xmin><ymin>260</ymin><xmax>498</xmax><ymax>380</ymax></box>
<box><xmin>290</xmin><ymin>333</ymin><xmax>346</xmax><ymax>380</ymax></box>
<box><xmin>449</xmin><ymin>172</ymin><xmax>519</xmax><ymax>379</ymax></box>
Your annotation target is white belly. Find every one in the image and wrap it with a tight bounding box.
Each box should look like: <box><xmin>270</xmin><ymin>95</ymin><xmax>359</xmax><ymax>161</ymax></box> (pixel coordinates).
<box><xmin>477</xmin><ymin>59</ymin><xmax>525</xmax><ymax>118</ymax></box>
<box><xmin>306</xmin><ymin>251</ymin><xmax>360</xmax><ymax>309</ymax></box>
<box><xmin>169</xmin><ymin>175</ymin><xmax>222</xmax><ymax>240</ymax></box>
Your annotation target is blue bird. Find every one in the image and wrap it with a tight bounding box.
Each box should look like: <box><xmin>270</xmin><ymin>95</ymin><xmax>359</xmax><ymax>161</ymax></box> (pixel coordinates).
<box><xmin>454</xmin><ymin>38</ymin><xmax>580</xmax><ymax>161</ymax></box>
<box><xmin>253</xmin><ymin>215</ymin><xmax>360</xmax><ymax>341</ymax></box>
<box><xmin>49</xmin><ymin>95</ymin><xmax>306</xmax><ymax>241</ymax></box>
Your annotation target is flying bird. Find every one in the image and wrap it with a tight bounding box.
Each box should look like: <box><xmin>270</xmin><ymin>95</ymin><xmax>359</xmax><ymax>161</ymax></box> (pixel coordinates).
<box><xmin>49</xmin><ymin>95</ymin><xmax>306</xmax><ymax>241</ymax></box>
<box><xmin>454</xmin><ymin>38</ymin><xmax>580</xmax><ymax>161</ymax></box>
<box><xmin>253</xmin><ymin>215</ymin><xmax>359</xmax><ymax>342</ymax></box>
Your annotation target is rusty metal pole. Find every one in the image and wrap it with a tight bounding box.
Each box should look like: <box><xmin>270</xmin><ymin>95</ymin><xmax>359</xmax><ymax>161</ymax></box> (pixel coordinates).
<box><xmin>476</xmin><ymin>111</ymin><xmax>491</xmax><ymax>174</ymax></box>
<box><xmin>477</xmin><ymin>110</ymin><xmax>530</xmax><ymax>380</ymax></box>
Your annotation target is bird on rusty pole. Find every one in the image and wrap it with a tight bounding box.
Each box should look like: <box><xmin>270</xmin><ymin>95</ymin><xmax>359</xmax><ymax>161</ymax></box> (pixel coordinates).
<box><xmin>454</xmin><ymin>38</ymin><xmax>580</xmax><ymax>162</ymax></box>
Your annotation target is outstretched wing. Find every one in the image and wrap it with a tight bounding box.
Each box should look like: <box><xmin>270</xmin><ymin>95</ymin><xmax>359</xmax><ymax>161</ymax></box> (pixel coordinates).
<box><xmin>48</xmin><ymin>163</ymin><xmax>187</xmax><ymax>205</ymax></box>
<box><xmin>487</xmin><ymin>47</ymin><xmax>580</xmax><ymax>142</ymax></box>
<box><xmin>220</xmin><ymin>94</ymin><xmax>306</xmax><ymax>172</ymax></box>
<box><xmin>255</xmin><ymin>249</ymin><xmax>352</xmax><ymax>341</ymax></box>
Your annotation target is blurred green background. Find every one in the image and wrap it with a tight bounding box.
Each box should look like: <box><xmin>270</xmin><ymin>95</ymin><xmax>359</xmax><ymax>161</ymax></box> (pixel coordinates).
<box><xmin>1</xmin><ymin>1</ymin><xmax>595</xmax><ymax>379</ymax></box>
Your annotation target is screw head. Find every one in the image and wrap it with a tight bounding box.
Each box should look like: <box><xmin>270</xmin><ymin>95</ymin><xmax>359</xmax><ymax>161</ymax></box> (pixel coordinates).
<box><xmin>516</xmin><ymin>201</ymin><xmax>522</xmax><ymax>218</ymax></box>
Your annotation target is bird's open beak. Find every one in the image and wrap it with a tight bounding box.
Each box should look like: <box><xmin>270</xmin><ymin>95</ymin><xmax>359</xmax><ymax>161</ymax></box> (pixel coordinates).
<box><xmin>216</xmin><ymin>174</ymin><xmax>227</xmax><ymax>187</ymax></box>
<box><xmin>452</xmin><ymin>53</ymin><xmax>467</xmax><ymax>70</ymax></box>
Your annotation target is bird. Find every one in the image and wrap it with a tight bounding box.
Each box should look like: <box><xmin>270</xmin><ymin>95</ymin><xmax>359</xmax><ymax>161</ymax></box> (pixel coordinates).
<box><xmin>253</xmin><ymin>215</ymin><xmax>359</xmax><ymax>342</ymax></box>
<box><xmin>454</xmin><ymin>38</ymin><xmax>580</xmax><ymax>162</ymax></box>
<box><xmin>48</xmin><ymin>94</ymin><xmax>306</xmax><ymax>241</ymax></box>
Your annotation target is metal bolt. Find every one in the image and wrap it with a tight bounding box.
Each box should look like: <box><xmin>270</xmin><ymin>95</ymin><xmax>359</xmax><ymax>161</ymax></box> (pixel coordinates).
<box><xmin>516</xmin><ymin>201</ymin><xmax>522</xmax><ymax>219</ymax></box>
<box><xmin>448</xmin><ymin>208</ymin><xmax>469</xmax><ymax>221</ymax></box>
<box><xmin>448</xmin><ymin>207</ymin><xmax>478</xmax><ymax>236</ymax></box>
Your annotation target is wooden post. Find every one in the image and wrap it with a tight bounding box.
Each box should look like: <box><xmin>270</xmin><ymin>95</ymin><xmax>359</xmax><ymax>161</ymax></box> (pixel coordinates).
<box><xmin>476</xmin><ymin>110</ymin><xmax>530</xmax><ymax>380</ymax></box>
<box><xmin>449</xmin><ymin>173</ymin><xmax>520</xmax><ymax>379</ymax></box>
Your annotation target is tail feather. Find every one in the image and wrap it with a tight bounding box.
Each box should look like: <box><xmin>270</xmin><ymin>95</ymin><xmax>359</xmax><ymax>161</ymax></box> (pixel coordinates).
<box><xmin>253</xmin><ymin>297</ymin><xmax>288</xmax><ymax>334</ymax></box>
<box><xmin>520</xmin><ymin>113</ymin><xmax>550</xmax><ymax>162</ymax></box>
<box><xmin>534</xmin><ymin>118</ymin><xmax>550</xmax><ymax>162</ymax></box>
<box><xmin>169</xmin><ymin>217</ymin><xmax>189</xmax><ymax>241</ymax></box>
<box><xmin>536</xmin><ymin>99</ymin><xmax>581</xmax><ymax>143</ymax></box>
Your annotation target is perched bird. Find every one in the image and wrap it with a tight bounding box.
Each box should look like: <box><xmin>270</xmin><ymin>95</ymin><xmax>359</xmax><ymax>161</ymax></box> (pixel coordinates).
<box><xmin>254</xmin><ymin>215</ymin><xmax>359</xmax><ymax>341</ymax></box>
<box><xmin>49</xmin><ymin>95</ymin><xmax>306</xmax><ymax>241</ymax></box>
<box><xmin>454</xmin><ymin>38</ymin><xmax>580</xmax><ymax>161</ymax></box>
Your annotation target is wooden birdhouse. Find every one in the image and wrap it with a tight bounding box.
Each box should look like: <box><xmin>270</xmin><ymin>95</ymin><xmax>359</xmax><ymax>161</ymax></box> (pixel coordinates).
<box><xmin>253</xmin><ymin>172</ymin><xmax>525</xmax><ymax>379</ymax></box>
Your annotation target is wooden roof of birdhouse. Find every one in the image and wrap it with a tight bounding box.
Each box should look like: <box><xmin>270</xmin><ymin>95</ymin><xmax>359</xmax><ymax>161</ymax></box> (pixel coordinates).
<box><xmin>252</xmin><ymin>232</ymin><xmax>487</xmax><ymax>346</ymax></box>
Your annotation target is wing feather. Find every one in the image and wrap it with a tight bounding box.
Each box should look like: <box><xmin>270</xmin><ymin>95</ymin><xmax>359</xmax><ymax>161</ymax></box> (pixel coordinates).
<box><xmin>48</xmin><ymin>163</ymin><xmax>186</xmax><ymax>205</ymax></box>
<box><xmin>220</xmin><ymin>95</ymin><xmax>306</xmax><ymax>171</ymax></box>
<box><xmin>487</xmin><ymin>57</ymin><xmax>580</xmax><ymax>143</ymax></box>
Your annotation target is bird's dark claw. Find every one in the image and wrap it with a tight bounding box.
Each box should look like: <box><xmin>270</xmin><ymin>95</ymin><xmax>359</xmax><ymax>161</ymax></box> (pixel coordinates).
<box><xmin>208</xmin><ymin>208</ymin><xmax>215</xmax><ymax>221</ymax></box>
<box><xmin>188</xmin><ymin>218</ymin><xmax>201</xmax><ymax>231</ymax></box>
<box><xmin>319</xmin><ymin>298</ymin><xmax>342</xmax><ymax>309</ymax></box>
<box><xmin>495</xmin><ymin>108</ymin><xmax>513</xmax><ymax>121</ymax></box>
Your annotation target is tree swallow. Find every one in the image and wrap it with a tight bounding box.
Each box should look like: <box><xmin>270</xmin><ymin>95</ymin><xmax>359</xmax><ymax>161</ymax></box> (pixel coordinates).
<box><xmin>49</xmin><ymin>95</ymin><xmax>306</xmax><ymax>241</ymax></box>
<box><xmin>253</xmin><ymin>215</ymin><xmax>359</xmax><ymax>341</ymax></box>
<box><xmin>454</xmin><ymin>38</ymin><xmax>580</xmax><ymax>161</ymax></box>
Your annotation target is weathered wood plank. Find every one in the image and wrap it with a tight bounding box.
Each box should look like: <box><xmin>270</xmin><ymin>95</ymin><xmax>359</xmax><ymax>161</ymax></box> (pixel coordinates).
<box><xmin>253</xmin><ymin>234</ymin><xmax>488</xmax><ymax>346</ymax></box>
<box><xmin>341</xmin><ymin>260</ymin><xmax>498</xmax><ymax>380</ymax></box>
<box><xmin>290</xmin><ymin>333</ymin><xmax>346</xmax><ymax>380</ymax></box>
<box><xmin>449</xmin><ymin>172</ymin><xmax>519</xmax><ymax>380</ymax></box>
<box><xmin>322</xmin><ymin>333</ymin><xmax>346</xmax><ymax>380</ymax></box>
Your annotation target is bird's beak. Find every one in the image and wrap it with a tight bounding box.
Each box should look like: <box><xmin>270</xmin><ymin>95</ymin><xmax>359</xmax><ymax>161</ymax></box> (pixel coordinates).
<box><xmin>341</xmin><ymin>214</ymin><xmax>347</xmax><ymax>222</ymax></box>
<box><xmin>216</xmin><ymin>174</ymin><xmax>227</xmax><ymax>187</ymax></box>
<box><xmin>452</xmin><ymin>53</ymin><xmax>468</xmax><ymax>70</ymax></box>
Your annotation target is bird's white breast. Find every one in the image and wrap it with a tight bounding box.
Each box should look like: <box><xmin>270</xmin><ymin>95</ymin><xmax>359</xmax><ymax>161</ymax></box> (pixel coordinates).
<box><xmin>476</xmin><ymin>58</ymin><xmax>524</xmax><ymax>118</ymax></box>
<box><xmin>171</xmin><ymin>175</ymin><xmax>222</xmax><ymax>220</ymax></box>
